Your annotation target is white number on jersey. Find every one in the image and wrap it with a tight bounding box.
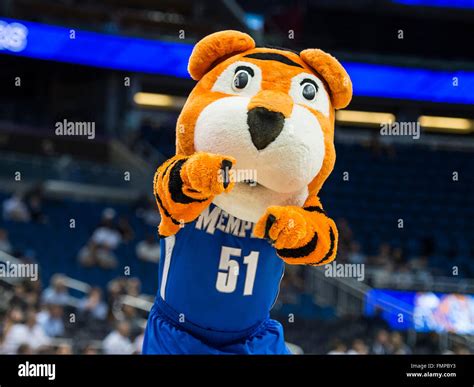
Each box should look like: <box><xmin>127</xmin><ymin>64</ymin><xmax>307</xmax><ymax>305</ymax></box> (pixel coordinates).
<box><xmin>215</xmin><ymin>246</ymin><xmax>259</xmax><ymax>296</ymax></box>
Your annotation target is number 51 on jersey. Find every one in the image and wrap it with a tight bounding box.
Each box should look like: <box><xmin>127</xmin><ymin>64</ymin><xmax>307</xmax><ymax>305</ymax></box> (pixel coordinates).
<box><xmin>216</xmin><ymin>246</ymin><xmax>259</xmax><ymax>296</ymax></box>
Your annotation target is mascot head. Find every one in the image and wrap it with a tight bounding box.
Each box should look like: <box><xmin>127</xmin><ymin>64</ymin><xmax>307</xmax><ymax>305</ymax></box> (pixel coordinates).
<box><xmin>176</xmin><ymin>31</ymin><xmax>352</xmax><ymax>222</ymax></box>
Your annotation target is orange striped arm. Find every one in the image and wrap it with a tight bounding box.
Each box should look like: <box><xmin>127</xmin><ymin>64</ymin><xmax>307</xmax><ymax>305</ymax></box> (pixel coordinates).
<box><xmin>154</xmin><ymin>152</ymin><xmax>235</xmax><ymax>237</ymax></box>
<box><xmin>254</xmin><ymin>196</ymin><xmax>338</xmax><ymax>265</ymax></box>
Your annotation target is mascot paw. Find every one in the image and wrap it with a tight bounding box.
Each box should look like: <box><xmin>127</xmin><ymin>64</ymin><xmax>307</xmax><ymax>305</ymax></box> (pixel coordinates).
<box><xmin>154</xmin><ymin>152</ymin><xmax>236</xmax><ymax>238</ymax></box>
<box><xmin>254</xmin><ymin>205</ymin><xmax>337</xmax><ymax>266</ymax></box>
<box><xmin>183</xmin><ymin>152</ymin><xmax>236</xmax><ymax>197</ymax></box>
<box><xmin>254</xmin><ymin>206</ymin><xmax>309</xmax><ymax>249</ymax></box>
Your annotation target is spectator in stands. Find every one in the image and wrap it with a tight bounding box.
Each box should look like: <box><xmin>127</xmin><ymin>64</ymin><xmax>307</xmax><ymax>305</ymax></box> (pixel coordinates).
<box><xmin>55</xmin><ymin>343</ymin><xmax>73</xmax><ymax>355</ymax></box>
<box><xmin>117</xmin><ymin>216</ymin><xmax>134</xmax><ymax>243</ymax></box>
<box><xmin>21</xmin><ymin>279</ymin><xmax>42</xmax><ymax>310</ymax></box>
<box><xmin>451</xmin><ymin>343</ymin><xmax>471</xmax><ymax>355</ymax></box>
<box><xmin>16</xmin><ymin>343</ymin><xmax>33</xmax><ymax>354</ymax></box>
<box><xmin>370</xmin><ymin>243</ymin><xmax>392</xmax><ymax>267</ymax></box>
<box><xmin>135</xmin><ymin>194</ymin><xmax>160</xmax><ymax>226</ymax></box>
<box><xmin>78</xmin><ymin>208</ymin><xmax>135</xmax><ymax>269</ymax></box>
<box><xmin>125</xmin><ymin>278</ymin><xmax>142</xmax><ymax>297</ymax></box>
<box><xmin>8</xmin><ymin>283</ymin><xmax>29</xmax><ymax>310</ymax></box>
<box><xmin>390</xmin><ymin>247</ymin><xmax>406</xmax><ymax>270</ymax></box>
<box><xmin>136</xmin><ymin>234</ymin><xmax>160</xmax><ymax>263</ymax></box>
<box><xmin>416</xmin><ymin>332</ymin><xmax>441</xmax><ymax>354</ymax></box>
<box><xmin>26</xmin><ymin>193</ymin><xmax>47</xmax><ymax>223</ymax></box>
<box><xmin>2</xmin><ymin>192</ymin><xmax>30</xmax><ymax>222</ymax></box>
<box><xmin>8</xmin><ymin>281</ymin><xmax>41</xmax><ymax>311</ymax></box>
<box><xmin>0</xmin><ymin>306</ymin><xmax>24</xmax><ymax>351</ymax></box>
<box><xmin>102</xmin><ymin>321</ymin><xmax>134</xmax><ymax>354</ymax></box>
<box><xmin>365</xmin><ymin>307</ymin><xmax>390</xmax><ymax>333</ymax></box>
<box><xmin>23</xmin><ymin>185</ymin><xmax>47</xmax><ymax>223</ymax></box>
<box><xmin>37</xmin><ymin>304</ymin><xmax>65</xmax><ymax>337</ymax></box>
<box><xmin>42</xmin><ymin>274</ymin><xmax>70</xmax><ymax>306</ymax></box>
<box><xmin>347</xmin><ymin>338</ymin><xmax>369</xmax><ymax>355</ymax></box>
<box><xmin>409</xmin><ymin>255</ymin><xmax>431</xmax><ymax>279</ymax></box>
<box><xmin>2</xmin><ymin>309</ymin><xmax>49</xmax><ymax>354</ymax></box>
<box><xmin>91</xmin><ymin>208</ymin><xmax>122</xmax><ymax>250</ymax></box>
<box><xmin>81</xmin><ymin>344</ymin><xmax>99</xmax><ymax>355</ymax></box>
<box><xmin>0</xmin><ymin>228</ymin><xmax>12</xmax><ymax>254</ymax></box>
<box><xmin>335</xmin><ymin>218</ymin><xmax>354</xmax><ymax>262</ymax></box>
<box><xmin>371</xmin><ymin>329</ymin><xmax>392</xmax><ymax>354</ymax></box>
<box><xmin>106</xmin><ymin>278</ymin><xmax>127</xmax><ymax>319</ymax></box>
<box><xmin>121</xmin><ymin>304</ymin><xmax>143</xmax><ymax>337</ymax></box>
<box><xmin>347</xmin><ymin>241</ymin><xmax>367</xmax><ymax>264</ymax></box>
<box><xmin>78</xmin><ymin>241</ymin><xmax>118</xmax><ymax>269</ymax></box>
<box><xmin>78</xmin><ymin>287</ymin><xmax>108</xmax><ymax>321</ymax></box>
<box><xmin>327</xmin><ymin>338</ymin><xmax>347</xmax><ymax>355</ymax></box>
<box><xmin>391</xmin><ymin>332</ymin><xmax>411</xmax><ymax>355</ymax></box>
<box><xmin>278</xmin><ymin>265</ymin><xmax>305</xmax><ymax>304</ymax></box>
<box><xmin>389</xmin><ymin>247</ymin><xmax>415</xmax><ymax>282</ymax></box>
<box><xmin>392</xmin><ymin>262</ymin><xmax>413</xmax><ymax>284</ymax></box>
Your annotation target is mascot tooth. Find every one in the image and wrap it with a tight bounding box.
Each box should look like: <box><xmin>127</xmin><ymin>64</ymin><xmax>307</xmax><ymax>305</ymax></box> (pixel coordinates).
<box><xmin>143</xmin><ymin>30</ymin><xmax>352</xmax><ymax>354</ymax></box>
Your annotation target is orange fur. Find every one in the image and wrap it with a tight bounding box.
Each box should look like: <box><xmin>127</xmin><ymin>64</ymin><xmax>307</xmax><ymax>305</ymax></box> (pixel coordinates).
<box><xmin>155</xmin><ymin>31</ymin><xmax>352</xmax><ymax>265</ymax></box>
<box><xmin>300</xmin><ymin>49</ymin><xmax>352</xmax><ymax>110</ymax></box>
<box><xmin>178</xmin><ymin>44</ymin><xmax>346</xmax><ymax>198</ymax></box>
<box><xmin>247</xmin><ymin>90</ymin><xmax>293</xmax><ymax>118</ymax></box>
<box><xmin>188</xmin><ymin>30</ymin><xmax>255</xmax><ymax>81</ymax></box>
<box><xmin>154</xmin><ymin>153</ymin><xmax>234</xmax><ymax>237</ymax></box>
<box><xmin>254</xmin><ymin>196</ymin><xmax>338</xmax><ymax>265</ymax></box>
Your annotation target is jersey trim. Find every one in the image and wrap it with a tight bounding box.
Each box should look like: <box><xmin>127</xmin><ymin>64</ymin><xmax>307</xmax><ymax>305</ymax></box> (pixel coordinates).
<box><xmin>153</xmin><ymin>296</ymin><xmax>270</xmax><ymax>346</ymax></box>
<box><xmin>160</xmin><ymin>235</ymin><xmax>176</xmax><ymax>301</ymax></box>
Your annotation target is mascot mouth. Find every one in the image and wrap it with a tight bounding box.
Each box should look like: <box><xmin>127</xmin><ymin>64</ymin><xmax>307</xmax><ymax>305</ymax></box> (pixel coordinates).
<box><xmin>241</xmin><ymin>179</ymin><xmax>258</xmax><ymax>187</ymax></box>
<box><xmin>235</xmin><ymin>170</ymin><xmax>309</xmax><ymax>194</ymax></box>
<box><xmin>215</xmin><ymin>177</ymin><xmax>309</xmax><ymax>223</ymax></box>
<box><xmin>236</xmin><ymin>176</ymin><xmax>302</xmax><ymax>194</ymax></box>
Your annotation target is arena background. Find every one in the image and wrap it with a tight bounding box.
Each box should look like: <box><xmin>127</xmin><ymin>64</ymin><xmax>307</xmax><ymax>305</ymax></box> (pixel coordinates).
<box><xmin>0</xmin><ymin>0</ymin><xmax>473</xmax><ymax>355</ymax></box>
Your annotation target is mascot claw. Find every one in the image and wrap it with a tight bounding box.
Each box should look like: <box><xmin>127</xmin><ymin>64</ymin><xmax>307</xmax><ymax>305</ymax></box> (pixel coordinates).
<box><xmin>154</xmin><ymin>152</ymin><xmax>235</xmax><ymax>237</ymax></box>
<box><xmin>254</xmin><ymin>203</ymin><xmax>339</xmax><ymax>266</ymax></box>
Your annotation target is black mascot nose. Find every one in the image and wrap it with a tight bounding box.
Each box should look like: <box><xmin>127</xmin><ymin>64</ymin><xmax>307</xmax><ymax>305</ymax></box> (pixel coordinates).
<box><xmin>247</xmin><ymin>107</ymin><xmax>285</xmax><ymax>150</ymax></box>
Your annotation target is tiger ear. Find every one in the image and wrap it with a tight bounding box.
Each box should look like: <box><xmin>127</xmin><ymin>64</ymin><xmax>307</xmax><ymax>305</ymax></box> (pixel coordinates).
<box><xmin>188</xmin><ymin>30</ymin><xmax>255</xmax><ymax>81</ymax></box>
<box><xmin>300</xmin><ymin>49</ymin><xmax>352</xmax><ymax>109</ymax></box>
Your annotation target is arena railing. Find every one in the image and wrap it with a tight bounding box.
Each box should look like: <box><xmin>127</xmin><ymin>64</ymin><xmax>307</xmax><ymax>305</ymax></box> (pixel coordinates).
<box><xmin>0</xmin><ymin>251</ymin><xmax>28</xmax><ymax>286</ymax></box>
<box><xmin>0</xmin><ymin>253</ymin><xmax>89</xmax><ymax>310</ymax></box>
<box><xmin>307</xmin><ymin>265</ymin><xmax>473</xmax><ymax>352</ymax></box>
<box><xmin>308</xmin><ymin>266</ymin><xmax>371</xmax><ymax>316</ymax></box>
<box><xmin>112</xmin><ymin>294</ymin><xmax>154</xmax><ymax>329</ymax></box>
<box><xmin>365</xmin><ymin>268</ymin><xmax>474</xmax><ymax>293</ymax></box>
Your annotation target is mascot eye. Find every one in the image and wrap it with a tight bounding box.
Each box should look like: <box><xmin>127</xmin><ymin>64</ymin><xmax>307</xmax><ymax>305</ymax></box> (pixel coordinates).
<box><xmin>301</xmin><ymin>80</ymin><xmax>318</xmax><ymax>101</ymax></box>
<box><xmin>232</xmin><ymin>67</ymin><xmax>253</xmax><ymax>91</ymax></box>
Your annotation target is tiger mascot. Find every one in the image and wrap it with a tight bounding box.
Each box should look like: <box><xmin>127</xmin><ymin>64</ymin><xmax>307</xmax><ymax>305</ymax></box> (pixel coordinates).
<box><xmin>143</xmin><ymin>30</ymin><xmax>352</xmax><ymax>354</ymax></box>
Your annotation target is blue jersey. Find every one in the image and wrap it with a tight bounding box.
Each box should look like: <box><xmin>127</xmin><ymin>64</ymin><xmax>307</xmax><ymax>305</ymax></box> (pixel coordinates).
<box><xmin>156</xmin><ymin>204</ymin><xmax>285</xmax><ymax>335</ymax></box>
